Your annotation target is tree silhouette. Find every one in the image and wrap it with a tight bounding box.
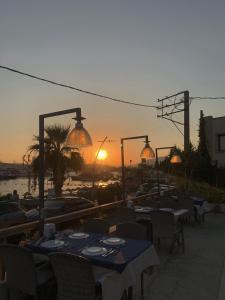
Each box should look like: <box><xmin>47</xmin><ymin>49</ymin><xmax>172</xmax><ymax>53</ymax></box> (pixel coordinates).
<box><xmin>29</xmin><ymin>124</ymin><xmax>84</xmax><ymax>196</ymax></box>
<box><xmin>198</xmin><ymin>110</ymin><xmax>211</xmax><ymax>162</ymax></box>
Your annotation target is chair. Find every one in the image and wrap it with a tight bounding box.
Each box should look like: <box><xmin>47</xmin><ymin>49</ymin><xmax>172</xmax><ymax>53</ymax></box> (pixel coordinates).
<box><xmin>0</xmin><ymin>244</ymin><xmax>54</xmax><ymax>300</ymax></box>
<box><xmin>83</xmin><ymin>218</ymin><xmax>110</xmax><ymax>234</ymax></box>
<box><xmin>116</xmin><ymin>222</ymin><xmax>148</xmax><ymax>299</ymax></box>
<box><xmin>159</xmin><ymin>196</ymin><xmax>176</xmax><ymax>209</ymax></box>
<box><xmin>178</xmin><ymin>196</ymin><xmax>196</xmax><ymax>222</ymax></box>
<box><xmin>116</xmin><ymin>222</ymin><xmax>147</xmax><ymax>240</ymax></box>
<box><xmin>140</xmin><ymin>196</ymin><xmax>159</xmax><ymax>208</ymax></box>
<box><xmin>49</xmin><ymin>252</ymin><xmax>100</xmax><ymax>300</ymax></box>
<box><xmin>149</xmin><ymin>211</ymin><xmax>185</xmax><ymax>253</ymax></box>
<box><xmin>107</xmin><ymin>206</ymin><xmax>136</xmax><ymax>225</ymax></box>
<box><xmin>0</xmin><ymin>280</ymin><xmax>7</xmax><ymax>300</ymax></box>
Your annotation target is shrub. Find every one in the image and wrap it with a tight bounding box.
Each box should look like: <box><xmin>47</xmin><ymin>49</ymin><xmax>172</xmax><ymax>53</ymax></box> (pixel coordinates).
<box><xmin>175</xmin><ymin>177</ymin><xmax>225</xmax><ymax>204</ymax></box>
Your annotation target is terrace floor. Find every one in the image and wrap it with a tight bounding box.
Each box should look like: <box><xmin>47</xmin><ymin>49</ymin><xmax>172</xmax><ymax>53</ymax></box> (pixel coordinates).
<box><xmin>132</xmin><ymin>213</ymin><xmax>225</xmax><ymax>300</ymax></box>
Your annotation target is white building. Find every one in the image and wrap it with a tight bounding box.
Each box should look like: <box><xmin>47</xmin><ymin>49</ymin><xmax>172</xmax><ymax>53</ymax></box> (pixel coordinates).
<box><xmin>204</xmin><ymin>115</ymin><xmax>225</xmax><ymax>167</ymax></box>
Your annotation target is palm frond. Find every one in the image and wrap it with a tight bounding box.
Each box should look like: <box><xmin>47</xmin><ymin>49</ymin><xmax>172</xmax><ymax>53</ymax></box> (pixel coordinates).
<box><xmin>28</xmin><ymin>144</ymin><xmax>40</xmax><ymax>151</ymax></box>
<box><xmin>28</xmin><ymin>123</ymin><xmax>84</xmax><ymax>196</ymax></box>
<box><xmin>61</xmin><ymin>146</ymin><xmax>78</xmax><ymax>153</ymax></box>
<box><xmin>45</xmin><ymin>124</ymin><xmax>70</xmax><ymax>145</ymax></box>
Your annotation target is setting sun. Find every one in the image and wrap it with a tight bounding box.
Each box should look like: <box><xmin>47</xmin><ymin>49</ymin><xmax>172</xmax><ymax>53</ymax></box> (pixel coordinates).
<box><xmin>97</xmin><ymin>149</ymin><xmax>108</xmax><ymax>160</ymax></box>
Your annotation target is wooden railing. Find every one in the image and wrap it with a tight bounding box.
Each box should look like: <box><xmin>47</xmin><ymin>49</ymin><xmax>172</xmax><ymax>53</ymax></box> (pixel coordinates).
<box><xmin>0</xmin><ymin>192</ymin><xmax>160</xmax><ymax>240</ymax></box>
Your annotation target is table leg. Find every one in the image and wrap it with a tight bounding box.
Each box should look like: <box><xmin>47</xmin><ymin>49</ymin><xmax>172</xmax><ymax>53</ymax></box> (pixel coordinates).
<box><xmin>128</xmin><ymin>286</ymin><xmax>133</xmax><ymax>300</ymax></box>
<box><xmin>141</xmin><ymin>272</ymin><xmax>144</xmax><ymax>299</ymax></box>
<box><xmin>0</xmin><ymin>257</ymin><xmax>5</xmax><ymax>281</ymax></box>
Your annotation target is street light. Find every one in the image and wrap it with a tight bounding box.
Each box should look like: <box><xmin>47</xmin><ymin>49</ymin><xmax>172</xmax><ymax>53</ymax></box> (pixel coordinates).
<box><xmin>66</xmin><ymin>113</ymin><xmax>92</xmax><ymax>148</ymax></box>
<box><xmin>155</xmin><ymin>146</ymin><xmax>182</xmax><ymax>193</ymax></box>
<box><xmin>121</xmin><ymin>135</ymin><xmax>155</xmax><ymax>200</ymax></box>
<box><xmin>38</xmin><ymin>107</ymin><xmax>92</xmax><ymax>234</ymax></box>
<box><xmin>170</xmin><ymin>153</ymin><xmax>182</xmax><ymax>164</ymax></box>
<box><xmin>140</xmin><ymin>140</ymin><xmax>155</xmax><ymax>159</ymax></box>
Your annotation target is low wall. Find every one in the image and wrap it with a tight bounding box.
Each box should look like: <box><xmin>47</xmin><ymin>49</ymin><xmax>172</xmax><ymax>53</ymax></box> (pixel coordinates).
<box><xmin>0</xmin><ymin>191</ymin><xmax>160</xmax><ymax>240</ymax></box>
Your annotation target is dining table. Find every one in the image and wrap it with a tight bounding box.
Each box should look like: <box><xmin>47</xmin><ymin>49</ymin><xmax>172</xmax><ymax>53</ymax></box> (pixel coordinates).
<box><xmin>190</xmin><ymin>196</ymin><xmax>207</xmax><ymax>215</ymax></box>
<box><xmin>28</xmin><ymin>231</ymin><xmax>160</xmax><ymax>300</ymax></box>
<box><xmin>134</xmin><ymin>206</ymin><xmax>189</xmax><ymax>222</ymax></box>
<box><xmin>170</xmin><ymin>194</ymin><xmax>206</xmax><ymax>211</ymax></box>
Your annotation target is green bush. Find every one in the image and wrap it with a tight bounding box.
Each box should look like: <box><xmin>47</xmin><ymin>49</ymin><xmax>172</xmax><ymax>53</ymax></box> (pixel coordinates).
<box><xmin>0</xmin><ymin>193</ymin><xmax>12</xmax><ymax>201</ymax></box>
<box><xmin>175</xmin><ymin>177</ymin><xmax>225</xmax><ymax>204</ymax></box>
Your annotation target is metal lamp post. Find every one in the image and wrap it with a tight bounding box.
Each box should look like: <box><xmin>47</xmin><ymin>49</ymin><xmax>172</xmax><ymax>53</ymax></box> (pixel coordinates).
<box><xmin>121</xmin><ymin>135</ymin><xmax>155</xmax><ymax>200</ymax></box>
<box><xmin>155</xmin><ymin>146</ymin><xmax>182</xmax><ymax>193</ymax></box>
<box><xmin>38</xmin><ymin>107</ymin><xmax>92</xmax><ymax>234</ymax></box>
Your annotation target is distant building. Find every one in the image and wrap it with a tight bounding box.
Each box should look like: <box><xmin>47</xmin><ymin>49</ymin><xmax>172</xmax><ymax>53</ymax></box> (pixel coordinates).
<box><xmin>0</xmin><ymin>163</ymin><xmax>26</xmax><ymax>179</ymax></box>
<box><xmin>204</xmin><ymin>115</ymin><xmax>225</xmax><ymax>167</ymax></box>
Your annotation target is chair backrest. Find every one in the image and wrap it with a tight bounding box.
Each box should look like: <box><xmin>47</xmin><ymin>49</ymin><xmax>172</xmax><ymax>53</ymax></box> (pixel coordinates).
<box><xmin>49</xmin><ymin>253</ymin><xmax>95</xmax><ymax>300</ymax></box>
<box><xmin>116</xmin><ymin>222</ymin><xmax>147</xmax><ymax>240</ymax></box>
<box><xmin>178</xmin><ymin>196</ymin><xmax>194</xmax><ymax>210</ymax></box>
<box><xmin>140</xmin><ymin>196</ymin><xmax>158</xmax><ymax>208</ymax></box>
<box><xmin>160</xmin><ymin>196</ymin><xmax>176</xmax><ymax>209</ymax></box>
<box><xmin>149</xmin><ymin>211</ymin><xmax>175</xmax><ymax>238</ymax></box>
<box><xmin>0</xmin><ymin>244</ymin><xmax>37</xmax><ymax>295</ymax></box>
<box><xmin>83</xmin><ymin>218</ymin><xmax>110</xmax><ymax>234</ymax></box>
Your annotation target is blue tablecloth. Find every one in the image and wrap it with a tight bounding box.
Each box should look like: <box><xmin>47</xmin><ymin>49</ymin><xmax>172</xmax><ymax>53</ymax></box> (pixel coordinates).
<box><xmin>27</xmin><ymin>233</ymin><xmax>151</xmax><ymax>273</ymax></box>
<box><xmin>169</xmin><ymin>195</ymin><xmax>206</xmax><ymax>207</ymax></box>
<box><xmin>191</xmin><ymin>196</ymin><xmax>206</xmax><ymax>207</ymax></box>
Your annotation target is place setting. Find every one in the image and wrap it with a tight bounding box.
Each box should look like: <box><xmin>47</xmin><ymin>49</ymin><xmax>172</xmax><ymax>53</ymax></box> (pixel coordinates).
<box><xmin>39</xmin><ymin>239</ymin><xmax>66</xmax><ymax>249</ymax></box>
<box><xmin>101</xmin><ymin>237</ymin><xmax>126</xmax><ymax>246</ymax></box>
<box><xmin>68</xmin><ymin>232</ymin><xmax>90</xmax><ymax>239</ymax></box>
<box><xmin>134</xmin><ymin>206</ymin><xmax>154</xmax><ymax>213</ymax></box>
<box><xmin>81</xmin><ymin>246</ymin><xmax>108</xmax><ymax>256</ymax></box>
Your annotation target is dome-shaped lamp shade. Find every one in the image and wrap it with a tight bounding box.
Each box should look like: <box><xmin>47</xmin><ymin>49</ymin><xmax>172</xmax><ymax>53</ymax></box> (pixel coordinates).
<box><xmin>170</xmin><ymin>154</ymin><xmax>182</xmax><ymax>164</ymax></box>
<box><xmin>140</xmin><ymin>143</ymin><xmax>155</xmax><ymax>159</ymax></box>
<box><xmin>66</xmin><ymin>126</ymin><xmax>92</xmax><ymax>148</ymax></box>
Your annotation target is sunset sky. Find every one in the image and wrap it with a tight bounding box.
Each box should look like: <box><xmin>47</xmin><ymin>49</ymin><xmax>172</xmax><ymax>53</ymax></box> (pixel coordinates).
<box><xmin>1</xmin><ymin>1</ymin><xmax>225</xmax><ymax>166</ymax></box>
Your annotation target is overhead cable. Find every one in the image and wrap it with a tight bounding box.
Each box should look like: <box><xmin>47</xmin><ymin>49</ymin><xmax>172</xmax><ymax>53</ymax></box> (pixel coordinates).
<box><xmin>191</xmin><ymin>96</ymin><xmax>225</xmax><ymax>100</ymax></box>
<box><xmin>0</xmin><ymin>65</ymin><xmax>157</xmax><ymax>108</ymax></box>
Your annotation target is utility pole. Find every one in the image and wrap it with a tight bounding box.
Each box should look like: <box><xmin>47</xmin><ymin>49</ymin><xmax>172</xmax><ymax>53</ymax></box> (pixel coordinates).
<box><xmin>157</xmin><ymin>90</ymin><xmax>190</xmax><ymax>152</ymax></box>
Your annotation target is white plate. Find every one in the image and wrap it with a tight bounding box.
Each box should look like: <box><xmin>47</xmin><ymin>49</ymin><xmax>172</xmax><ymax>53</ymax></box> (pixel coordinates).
<box><xmin>40</xmin><ymin>239</ymin><xmax>65</xmax><ymax>249</ymax></box>
<box><xmin>160</xmin><ymin>208</ymin><xmax>174</xmax><ymax>212</ymax></box>
<box><xmin>69</xmin><ymin>232</ymin><xmax>89</xmax><ymax>239</ymax></box>
<box><xmin>82</xmin><ymin>246</ymin><xmax>107</xmax><ymax>256</ymax></box>
<box><xmin>103</xmin><ymin>237</ymin><xmax>125</xmax><ymax>245</ymax></box>
<box><xmin>135</xmin><ymin>207</ymin><xmax>152</xmax><ymax>213</ymax></box>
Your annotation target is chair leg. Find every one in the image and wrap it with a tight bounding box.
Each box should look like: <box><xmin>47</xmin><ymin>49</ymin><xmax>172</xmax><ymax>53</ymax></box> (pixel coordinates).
<box><xmin>169</xmin><ymin>236</ymin><xmax>176</xmax><ymax>254</ymax></box>
<box><xmin>19</xmin><ymin>290</ymin><xmax>25</xmax><ymax>300</ymax></box>
<box><xmin>6</xmin><ymin>288</ymin><xmax>10</xmax><ymax>300</ymax></box>
<box><xmin>181</xmin><ymin>230</ymin><xmax>185</xmax><ymax>253</ymax></box>
<box><xmin>177</xmin><ymin>231</ymin><xmax>181</xmax><ymax>245</ymax></box>
<box><xmin>127</xmin><ymin>286</ymin><xmax>133</xmax><ymax>300</ymax></box>
<box><xmin>141</xmin><ymin>271</ymin><xmax>144</xmax><ymax>299</ymax></box>
<box><xmin>202</xmin><ymin>213</ymin><xmax>205</xmax><ymax>224</ymax></box>
<box><xmin>157</xmin><ymin>238</ymin><xmax>160</xmax><ymax>247</ymax></box>
<box><xmin>121</xmin><ymin>290</ymin><xmax>128</xmax><ymax>300</ymax></box>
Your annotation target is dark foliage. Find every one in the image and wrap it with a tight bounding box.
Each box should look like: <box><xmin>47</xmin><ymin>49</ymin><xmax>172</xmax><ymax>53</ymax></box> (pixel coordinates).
<box><xmin>29</xmin><ymin>124</ymin><xmax>84</xmax><ymax>196</ymax></box>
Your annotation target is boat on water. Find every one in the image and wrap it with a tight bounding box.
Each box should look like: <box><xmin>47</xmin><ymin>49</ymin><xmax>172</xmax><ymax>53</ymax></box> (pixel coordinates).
<box><xmin>70</xmin><ymin>170</ymin><xmax>118</xmax><ymax>182</ymax></box>
<box><xmin>0</xmin><ymin>162</ymin><xmax>27</xmax><ymax>181</ymax></box>
<box><xmin>0</xmin><ymin>173</ymin><xmax>18</xmax><ymax>180</ymax></box>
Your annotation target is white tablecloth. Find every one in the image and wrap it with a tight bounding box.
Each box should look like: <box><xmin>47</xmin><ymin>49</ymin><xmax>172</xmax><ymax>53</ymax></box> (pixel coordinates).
<box><xmin>93</xmin><ymin>245</ymin><xmax>159</xmax><ymax>300</ymax></box>
<box><xmin>173</xmin><ymin>209</ymin><xmax>189</xmax><ymax>221</ymax></box>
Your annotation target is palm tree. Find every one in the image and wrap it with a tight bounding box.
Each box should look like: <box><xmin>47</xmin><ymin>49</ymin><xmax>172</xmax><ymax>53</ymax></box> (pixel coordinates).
<box><xmin>29</xmin><ymin>124</ymin><xmax>84</xmax><ymax>196</ymax></box>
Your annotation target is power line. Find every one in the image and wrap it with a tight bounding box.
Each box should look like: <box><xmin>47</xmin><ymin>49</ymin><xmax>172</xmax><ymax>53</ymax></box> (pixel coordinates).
<box><xmin>171</xmin><ymin>120</ymin><xmax>184</xmax><ymax>136</ymax></box>
<box><xmin>0</xmin><ymin>65</ymin><xmax>157</xmax><ymax>108</ymax></box>
<box><xmin>191</xmin><ymin>96</ymin><xmax>225</xmax><ymax>100</ymax></box>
